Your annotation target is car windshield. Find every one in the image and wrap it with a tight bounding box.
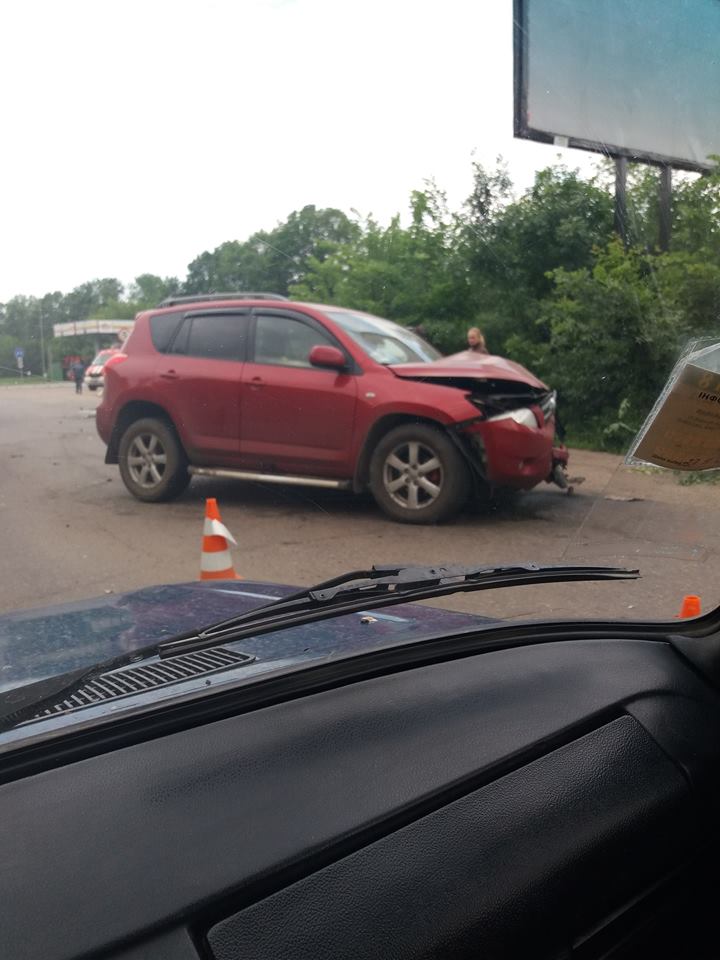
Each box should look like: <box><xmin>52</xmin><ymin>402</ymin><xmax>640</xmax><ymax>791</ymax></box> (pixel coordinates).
<box><xmin>1</xmin><ymin>1</ymin><xmax>719</xmax><ymax>744</ymax></box>
<box><xmin>325</xmin><ymin>310</ymin><xmax>442</xmax><ymax>364</ymax></box>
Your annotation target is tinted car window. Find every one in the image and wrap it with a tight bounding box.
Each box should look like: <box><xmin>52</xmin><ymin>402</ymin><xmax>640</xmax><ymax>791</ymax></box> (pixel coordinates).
<box><xmin>254</xmin><ymin>315</ymin><xmax>334</xmax><ymax>368</ymax></box>
<box><xmin>172</xmin><ymin>314</ymin><xmax>247</xmax><ymax>361</ymax></box>
<box><xmin>149</xmin><ymin>312</ymin><xmax>184</xmax><ymax>353</ymax></box>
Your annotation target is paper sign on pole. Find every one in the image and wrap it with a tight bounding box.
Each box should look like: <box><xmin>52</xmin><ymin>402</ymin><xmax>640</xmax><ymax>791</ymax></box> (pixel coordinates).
<box><xmin>627</xmin><ymin>341</ymin><xmax>720</xmax><ymax>471</ymax></box>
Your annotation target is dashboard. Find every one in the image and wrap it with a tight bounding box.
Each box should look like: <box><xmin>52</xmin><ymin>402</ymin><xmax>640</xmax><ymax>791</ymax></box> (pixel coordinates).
<box><xmin>3</xmin><ymin>633</ymin><xmax>720</xmax><ymax>959</ymax></box>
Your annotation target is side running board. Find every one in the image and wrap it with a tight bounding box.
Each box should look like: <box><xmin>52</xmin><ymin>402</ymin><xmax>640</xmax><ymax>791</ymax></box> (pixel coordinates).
<box><xmin>188</xmin><ymin>466</ymin><xmax>352</xmax><ymax>490</ymax></box>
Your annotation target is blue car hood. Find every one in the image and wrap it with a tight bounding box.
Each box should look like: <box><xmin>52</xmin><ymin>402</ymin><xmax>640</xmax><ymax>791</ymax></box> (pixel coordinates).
<box><xmin>0</xmin><ymin>580</ymin><xmax>492</xmax><ymax>693</ymax></box>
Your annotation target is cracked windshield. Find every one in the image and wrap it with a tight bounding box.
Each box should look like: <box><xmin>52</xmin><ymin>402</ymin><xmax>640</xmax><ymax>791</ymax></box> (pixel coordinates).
<box><xmin>1</xmin><ymin>0</ymin><xmax>719</xmax><ymax>702</ymax></box>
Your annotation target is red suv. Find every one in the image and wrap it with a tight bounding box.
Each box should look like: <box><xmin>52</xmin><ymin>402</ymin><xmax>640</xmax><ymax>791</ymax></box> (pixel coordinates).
<box><xmin>97</xmin><ymin>294</ymin><xmax>569</xmax><ymax>523</ymax></box>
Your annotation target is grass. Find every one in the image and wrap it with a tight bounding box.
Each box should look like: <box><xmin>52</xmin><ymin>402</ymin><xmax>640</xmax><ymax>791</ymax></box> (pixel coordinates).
<box><xmin>0</xmin><ymin>375</ymin><xmax>60</xmax><ymax>386</ymax></box>
<box><xmin>675</xmin><ymin>469</ymin><xmax>720</xmax><ymax>486</ymax></box>
<box><xmin>564</xmin><ymin>427</ymin><xmax>628</xmax><ymax>454</ymax></box>
<box><xmin>562</xmin><ymin>427</ymin><xmax>720</xmax><ymax>486</ymax></box>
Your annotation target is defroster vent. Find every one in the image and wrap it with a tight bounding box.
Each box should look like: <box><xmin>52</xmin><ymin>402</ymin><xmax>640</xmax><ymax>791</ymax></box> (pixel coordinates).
<box><xmin>35</xmin><ymin>647</ymin><xmax>255</xmax><ymax>719</ymax></box>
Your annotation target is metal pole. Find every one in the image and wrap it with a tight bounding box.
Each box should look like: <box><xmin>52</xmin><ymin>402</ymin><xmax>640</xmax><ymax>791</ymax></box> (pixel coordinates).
<box><xmin>614</xmin><ymin>156</ymin><xmax>628</xmax><ymax>246</ymax></box>
<box><xmin>39</xmin><ymin>312</ymin><xmax>46</xmax><ymax>377</ymax></box>
<box><xmin>659</xmin><ymin>164</ymin><xmax>672</xmax><ymax>252</ymax></box>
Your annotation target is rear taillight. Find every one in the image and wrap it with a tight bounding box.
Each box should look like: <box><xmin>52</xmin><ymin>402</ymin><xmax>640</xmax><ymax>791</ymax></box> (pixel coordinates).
<box><xmin>103</xmin><ymin>353</ymin><xmax>128</xmax><ymax>370</ymax></box>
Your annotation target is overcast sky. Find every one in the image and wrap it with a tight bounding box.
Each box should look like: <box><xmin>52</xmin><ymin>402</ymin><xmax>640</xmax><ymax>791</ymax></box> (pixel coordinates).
<box><xmin>0</xmin><ymin>0</ymin><xmax>597</xmax><ymax>302</ymax></box>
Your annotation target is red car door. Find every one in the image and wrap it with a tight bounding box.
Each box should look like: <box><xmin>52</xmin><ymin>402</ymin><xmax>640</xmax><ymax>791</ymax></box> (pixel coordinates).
<box><xmin>240</xmin><ymin>311</ymin><xmax>358</xmax><ymax>477</ymax></box>
<box><xmin>154</xmin><ymin>310</ymin><xmax>248</xmax><ymax>463</ymax></box>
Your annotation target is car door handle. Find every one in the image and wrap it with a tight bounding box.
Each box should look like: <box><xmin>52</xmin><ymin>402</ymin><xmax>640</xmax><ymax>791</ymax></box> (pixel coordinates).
<box><xmin>160</xmin><ymin>369</ymin><xmax>179</xmax><ymax>380</ymax></box>
<box><xmin>249</xmin><ymin>376</ymin><xmax>264</xmax><ymax>390</ymax></box>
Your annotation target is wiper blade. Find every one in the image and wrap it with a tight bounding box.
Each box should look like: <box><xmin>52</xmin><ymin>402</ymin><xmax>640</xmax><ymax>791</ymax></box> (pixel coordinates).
<box><xmin>0</xmin><ymin>563</ymin><xmax>637</xmax><ymax>731</ymax></box>
<box><xmin>158</xmin><ymin>562</ymin><xmax>639</xmax><ymax>657</ymax></box>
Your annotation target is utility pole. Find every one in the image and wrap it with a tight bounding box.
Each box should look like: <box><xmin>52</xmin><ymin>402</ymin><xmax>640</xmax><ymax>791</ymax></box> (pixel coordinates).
<box><xmin>39</xmin><ymin>311</ymin><xmax>47</xmax><ymax>378</ymax></box>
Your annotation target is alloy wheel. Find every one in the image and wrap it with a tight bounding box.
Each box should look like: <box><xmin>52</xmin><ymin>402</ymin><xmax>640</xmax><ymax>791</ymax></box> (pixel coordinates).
<box><xmin>382</xmin><ymin>441</ymin><xmax>444</xmax><ymax>510</ymax></box>
<box><xmin>126</xmin><ymin>433</ymin><xmax>168</xmax><ymax>489</ymax></box>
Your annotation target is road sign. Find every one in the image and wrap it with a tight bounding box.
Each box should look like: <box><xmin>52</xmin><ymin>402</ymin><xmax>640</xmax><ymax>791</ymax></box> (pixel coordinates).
<box><xmin>16</xmin><ymin>356</ymin><xmax>24</xmax><ymax>371</ymax></box>
<box><xmin>14</xmin><ymin>347</ymin><xmax>24</xmax><ymax>359</ymax></box>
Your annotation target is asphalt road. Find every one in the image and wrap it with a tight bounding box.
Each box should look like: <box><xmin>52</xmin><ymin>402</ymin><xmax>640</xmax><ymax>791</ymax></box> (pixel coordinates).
<box><xmin>1</xmin><ymin>382</ymin><xmax>719</xmax><ymax>621</ymax></box>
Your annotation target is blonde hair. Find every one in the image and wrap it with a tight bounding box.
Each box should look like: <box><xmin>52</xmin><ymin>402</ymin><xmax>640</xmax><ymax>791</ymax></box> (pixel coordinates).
<box><xmin>467</xmin><ymin>327</ymin><xmax>486</xmax><ymax>348</ymax></box>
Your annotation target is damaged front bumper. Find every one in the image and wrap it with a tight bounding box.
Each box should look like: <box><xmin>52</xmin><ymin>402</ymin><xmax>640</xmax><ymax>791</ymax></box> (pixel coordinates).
<box><xmin>458</xmin><ymin>410</ymin><xmax>571</xmax><ymax>493</ymax></box>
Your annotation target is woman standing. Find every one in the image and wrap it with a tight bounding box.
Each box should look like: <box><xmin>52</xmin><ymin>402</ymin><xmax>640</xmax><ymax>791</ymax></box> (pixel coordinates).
<box><xmin>466</xmin><ymin>327</ymin><xmax>489</xmax><ymax>354</ymax></box>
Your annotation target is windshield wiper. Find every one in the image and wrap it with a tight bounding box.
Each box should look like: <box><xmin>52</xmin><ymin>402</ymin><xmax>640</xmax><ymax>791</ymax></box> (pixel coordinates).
<box><xmin>160</xmin><ymin>562</ymin><xmax>638</xmax><ymax>655</ymax></box>
<box><xmin>0</xmin><ymin>563</ymin><xmax>638</xmax><ymax>730</ymax></box>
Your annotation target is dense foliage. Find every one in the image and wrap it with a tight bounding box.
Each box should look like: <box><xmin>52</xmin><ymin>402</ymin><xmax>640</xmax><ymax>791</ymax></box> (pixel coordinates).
<box><xmin>3</xmin><ymin>165</ymin><xmax>719</xmax><ymax>448</ymax></box>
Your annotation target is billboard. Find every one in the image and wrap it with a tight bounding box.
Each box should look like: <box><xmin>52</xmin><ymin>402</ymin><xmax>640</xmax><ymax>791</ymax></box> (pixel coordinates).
<box><xmin>514</xmin><ymin>0</ymin><xmax>720</xmax><ymax>172</ymax></box>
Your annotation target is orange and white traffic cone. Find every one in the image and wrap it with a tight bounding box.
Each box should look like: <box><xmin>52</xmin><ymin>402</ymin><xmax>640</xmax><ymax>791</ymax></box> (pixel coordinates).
<box><xmin>199</xmin><ymin>498</ymin><xmax>242</xmax><ymax>580</ymax></box>
<box><xmin>677</xmin><ymin>594</ymin><xmax>701</xmax><ymax>619</ymax></box>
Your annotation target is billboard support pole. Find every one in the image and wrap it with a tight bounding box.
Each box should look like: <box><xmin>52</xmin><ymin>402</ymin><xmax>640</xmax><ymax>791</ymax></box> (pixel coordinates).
<box><xmin>614</xmin><ymin>156</ymin><xmax>628</xmax><ymax>246</ymax></box>
<box><xmin>659</xmin><ymin>164</ymin><xmax>672</xmax><ymax>252</ymax></box>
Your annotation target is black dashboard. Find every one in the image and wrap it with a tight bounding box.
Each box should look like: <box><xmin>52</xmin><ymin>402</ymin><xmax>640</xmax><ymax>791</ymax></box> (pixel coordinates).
<box><xmin>4</xmin><ymin>634</ymin><xmax>720</xmax><ymax>959</ymax></box>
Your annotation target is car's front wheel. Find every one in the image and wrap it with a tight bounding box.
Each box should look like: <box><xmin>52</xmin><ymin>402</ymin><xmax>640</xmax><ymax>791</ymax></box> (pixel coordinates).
<box><xmin>369</xmin><ymin>423</ymin><xmax>471</xmax><ymax>523</ymax></box>
<box><xmin>118</xmin><ymin>417</ymin><xmax>190</xmax><ymax>502</ymax></box>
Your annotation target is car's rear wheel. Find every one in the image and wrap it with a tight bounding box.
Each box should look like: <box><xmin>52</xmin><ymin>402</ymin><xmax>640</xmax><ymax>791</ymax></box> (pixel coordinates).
<box><xmin>118</xmin><ymin>417</ymin><xmax>190</xmax><ymax>502</ymax></box>
<box><xmin>369</xmin><ymin>423</ymin><xmax>471</xmax><ymax>524</ymax></box>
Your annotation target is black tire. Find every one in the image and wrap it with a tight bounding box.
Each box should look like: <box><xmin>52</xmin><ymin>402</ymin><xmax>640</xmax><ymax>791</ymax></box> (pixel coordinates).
<box><xmin>369</xmin><ymin>423</ymin><xmax>471</xmax><ymax>524</ymax></box>
<box><xmin>118</xmin><ymin>417</ymin><xmax>190</xmax><ymax>503</ymax></box>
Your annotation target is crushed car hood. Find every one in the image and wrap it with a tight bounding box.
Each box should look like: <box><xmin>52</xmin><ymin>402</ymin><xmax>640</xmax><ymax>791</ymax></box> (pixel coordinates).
<box><xmin>0</xmin><ymin>579</ymin><xmax>492</xmax><ymax>693</ymax></box>
<box><xmin>389</xmin><ymin>351</ymin><xmax>548</xmax><ymax>389</ymax></box>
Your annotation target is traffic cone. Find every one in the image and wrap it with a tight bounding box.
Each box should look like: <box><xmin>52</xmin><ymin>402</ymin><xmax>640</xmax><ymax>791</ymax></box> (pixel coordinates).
<box><xmin>199</xmin><ymin>498</ymin><xmax>242</xmax><ymax>580</ymax></box>
<box><xmin>677</xmin><ymin>595</ymin><xmax>701</xmax><ymax>619</ymax></box>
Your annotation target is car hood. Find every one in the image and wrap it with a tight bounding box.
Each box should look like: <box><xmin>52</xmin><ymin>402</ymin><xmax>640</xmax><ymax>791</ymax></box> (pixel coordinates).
<box><xmin>389</xmin><ymin>351</ymin><xmax>548</xmax><ymax>389</ymax></box>
<box><xmin>0</xmin><ymin>579</ymin><xmax>492</xmax><ymax>693</ymax></box>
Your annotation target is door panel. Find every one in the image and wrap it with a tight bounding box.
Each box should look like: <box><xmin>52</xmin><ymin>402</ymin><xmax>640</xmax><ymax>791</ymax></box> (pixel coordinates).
<box><xmin>154</xmin><ymin>312</ymin><xmax>248</xmax><ymax>462</ymax></box>
<box><xmin>241</xmin><ymin>313</ymin><xmax>358</xmax><ymax>475</ymax></box>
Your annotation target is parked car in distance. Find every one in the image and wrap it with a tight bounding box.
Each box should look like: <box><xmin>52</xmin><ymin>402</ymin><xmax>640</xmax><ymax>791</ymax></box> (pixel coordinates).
<box><xmin>86</xmin><ymin>348</ymin><xmax>121</xmax><ymax>391</ymax></box>
<box><xmin>96</xmin><ymin>294</ymin><xmax>570</xmax><ymax>523</ymax></box>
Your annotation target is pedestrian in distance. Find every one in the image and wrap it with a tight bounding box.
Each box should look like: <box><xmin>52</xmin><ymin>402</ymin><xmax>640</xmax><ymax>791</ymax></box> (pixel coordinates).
<box><xmin>467</xmin><ymin>326</ymin><xmax>489</xmax><ymax>354</ymax></box>
<box><xmin>71</xmin><ymin>359</ymin><xmax>86</xmax><ymax>395</ymax></box>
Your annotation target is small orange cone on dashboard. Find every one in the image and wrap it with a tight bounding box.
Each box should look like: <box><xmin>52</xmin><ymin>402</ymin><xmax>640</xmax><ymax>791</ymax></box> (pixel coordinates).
<box><xmin>677</xmin><ymin>595</ymin><xmax>701</xmax><ymax>619</ymax></box>
<box><xmin>200</xmin><ymin>498</ymin><xmax>242</xmax><ymax>580</ymax></box>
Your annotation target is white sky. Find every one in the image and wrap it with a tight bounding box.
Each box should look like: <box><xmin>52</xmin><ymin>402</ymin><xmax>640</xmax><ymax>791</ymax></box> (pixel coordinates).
<box><xmin>0</xmin><ymin>0</ymin><xmax>597</xmax><ymax>302</ymax></box>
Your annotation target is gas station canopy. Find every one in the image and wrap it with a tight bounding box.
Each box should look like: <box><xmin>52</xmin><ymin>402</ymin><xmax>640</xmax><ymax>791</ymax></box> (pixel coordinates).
<box><xmin>52</xmin><ymin>319</ymin><xmax>134</xmax><ymax>338</ymax></box>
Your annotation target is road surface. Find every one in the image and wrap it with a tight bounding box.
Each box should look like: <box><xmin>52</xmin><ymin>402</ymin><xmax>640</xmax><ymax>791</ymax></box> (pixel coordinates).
<box><xmin>1</xmin><ymin>382</ymin><xmax>718</xmax><ymax>621</ymax></box>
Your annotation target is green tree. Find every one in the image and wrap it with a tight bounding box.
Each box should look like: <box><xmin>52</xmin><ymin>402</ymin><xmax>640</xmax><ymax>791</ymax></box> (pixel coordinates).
<box><xmin>506</xmin><ymin>242</ymin><xmax>683</xmax><ymax>440</ymax></box>
<box><xmin>0</xmin><ymin>333</ymin><xmax>25</xmax><ymax>377</ymax></box>
<box><xmin>466</xmin><ymin>164</ymin><xmax>614</xmax><ymax>351</ymax></box>
<box><xmin>62</xmin><ymin>279</ymin><xmax>124</xmax><ymax>321</ymax></box>
<box><xmin>127</xmin><ymin>274</ymin><xmax>180</xmax><ymax>308</ymax></box>
<box><xmin>184</xmin><ymin>206</ymin><xmax>359</xmax><ymax>296</ymax></box>
<box><xmin>669</xmin><ymin>164</ymin><xmax>720</xmax><ymax>257</ymax></box>
<box><xmin>292</xmin><ymin>182</ymin><xmax>478</xmax><ymax>351</ymax></box>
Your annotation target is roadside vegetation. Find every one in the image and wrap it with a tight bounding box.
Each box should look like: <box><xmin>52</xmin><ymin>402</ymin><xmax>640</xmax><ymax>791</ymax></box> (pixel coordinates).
<box><xmin>2</xmin><ymin>158</ymin><xmax>720</xmax><ymax>452</ymax></box>
<box><xmin>0</xmin><ymin>374</ymin><xmax>49</xmax><ymax>387</ymax></box>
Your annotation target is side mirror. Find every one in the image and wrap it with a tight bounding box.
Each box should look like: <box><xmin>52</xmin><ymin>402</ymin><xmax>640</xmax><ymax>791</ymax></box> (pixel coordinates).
<box><xmin>309</xmin><ymin>344</ymin><xmax>346</xmax><ymax>370</ymax></box>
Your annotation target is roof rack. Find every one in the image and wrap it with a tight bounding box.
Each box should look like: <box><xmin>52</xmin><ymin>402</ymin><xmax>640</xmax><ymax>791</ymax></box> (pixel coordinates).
<box><xmin>157</xmin><ymin>292</ymin><xmax>289</xmax><ymax>307</ymax></box>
